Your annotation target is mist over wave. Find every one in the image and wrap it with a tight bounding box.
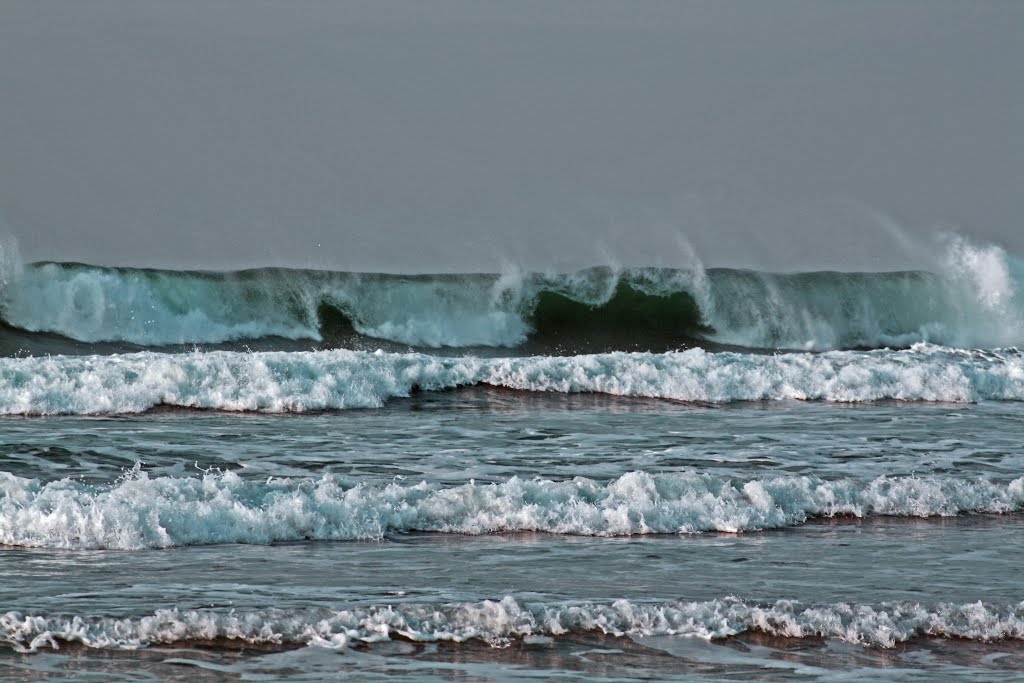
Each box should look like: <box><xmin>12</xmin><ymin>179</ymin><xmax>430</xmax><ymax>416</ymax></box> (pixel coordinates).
<box><xmin>0</xmin><ymin>236</ymin><xmax>1020</xmax><ymax>353</ymax></box>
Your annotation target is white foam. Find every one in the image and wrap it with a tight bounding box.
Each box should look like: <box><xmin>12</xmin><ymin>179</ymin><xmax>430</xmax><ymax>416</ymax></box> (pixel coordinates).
<box><xmin>1</xmin><ymin>344</ymin><xmax>1023</xmax><ymax>415</ymax></box>
<box><xmin>1</xmin><ymin>469</ymin><xmax>1021</xmax><ymax>550</ymax></box>
<box><xmin>4</xmin><ymin>597</ymin><xmax>1024</xmax><ymax>652</ymax></box>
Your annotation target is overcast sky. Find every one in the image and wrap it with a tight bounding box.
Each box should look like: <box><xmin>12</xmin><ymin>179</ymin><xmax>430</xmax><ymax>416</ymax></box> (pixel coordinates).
<box><xmin>1</xmin><ymin>1</ymin><xmax>1022</xmax><ymax>272</ymax></box>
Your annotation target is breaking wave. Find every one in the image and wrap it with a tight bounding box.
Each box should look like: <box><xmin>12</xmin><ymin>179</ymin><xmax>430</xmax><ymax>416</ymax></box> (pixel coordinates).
<box><xmin>0</xmin><ymin>237</ymin><xmax>1020</xmax><ymax>353</ymax></box>
<box><xmin>2</xmin><ymin>468</ymin><xmax>1022</xmax><ymax>550</ymax></box>
<box><xmin>4</xmin><ymin>597</ymin><xmax>1024</xmax><ymax>652</ymax></box>
<box><xmin>0</xmin><ymin>344</ymin><xmax>1021</xmax><ymax>415</ymax></box>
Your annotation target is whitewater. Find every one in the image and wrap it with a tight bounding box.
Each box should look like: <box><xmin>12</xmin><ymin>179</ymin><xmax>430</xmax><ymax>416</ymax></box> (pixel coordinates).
<box><xmin>2</xmin><ymin>468</ymin><xmax>1023</xmax><ymax>550</ymax></box>
<box><xmin>0</xmin><ymin>344</ymin><xmax>1022</xmax><ymax>416</ymax></box>
<box><xmin>2</xmin><ymin>239</ymin><xmax>1024</xmax><ymax>681</ymax></box>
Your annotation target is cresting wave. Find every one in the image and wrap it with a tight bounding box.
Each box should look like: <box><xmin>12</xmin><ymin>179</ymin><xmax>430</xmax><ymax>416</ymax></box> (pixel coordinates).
<box><xmin>0</xmin><ymin>237</ymin><xmax>1021</xmax><ymax>352</ymax></box>
<box><xmin>0</xmin><ymin>344</ymin><xmax>1022</xmax><ymax>415</ymax></box>
<box><xmin>4</xmin><ymin>597</ymin><xmax>1024</xmax><ymax>652</ymax></box>
<box><xmin>2</xmin><ymin>469</ymin><xmax>1022</xmax><ymax>550</ymax></box>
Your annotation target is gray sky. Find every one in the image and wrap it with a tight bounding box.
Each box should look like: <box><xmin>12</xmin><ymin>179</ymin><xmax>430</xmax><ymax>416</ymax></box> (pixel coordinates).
<box><xmin>1</xmin><ymin>1</ymin><xmax>1022</xmax><ymax>272</ymax></box>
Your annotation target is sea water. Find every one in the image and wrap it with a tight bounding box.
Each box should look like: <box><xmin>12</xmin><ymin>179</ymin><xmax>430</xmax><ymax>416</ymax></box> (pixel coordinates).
<box><xmin>1</xmin><ymin>242</ymin><xmax>1024</xmax><ymax>681</ymax></box>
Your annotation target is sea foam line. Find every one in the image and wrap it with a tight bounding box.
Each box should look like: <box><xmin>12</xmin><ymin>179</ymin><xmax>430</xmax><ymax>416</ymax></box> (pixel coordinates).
<box><xmin>1</xmin><ymin>470</ymin><xmax>1022</xmax><ymax>550</ymax></box>
<box><xmin>0</xmin><ymin>344</ymin><xmax>1023</xmax><ymax>415</ymax></box>
<box><xmin>4</xmin><ymin>597</ymin><xmax>1024</xmax><ymax>652</ymax></box>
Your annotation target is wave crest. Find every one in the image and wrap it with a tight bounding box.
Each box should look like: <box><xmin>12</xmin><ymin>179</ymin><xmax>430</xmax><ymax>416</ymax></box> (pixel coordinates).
<box><xmin>0</xmin><ymin>345</ymin><xmax>1021</xmax><ymax>415</ymax></box>
<box><xmin>0</xmin><ymin>236</ymin><xmax>1021</xmax><ymax>352</ymax></box>
<box><xmin>2</xmin><ymin>468</ymin><xmax>1022</xmax><ymax>550</ymax></box>
<box><xmin>5</xmin><ymin>597</ymin><xmax>1024</xmax><ymax>652</ymax></box>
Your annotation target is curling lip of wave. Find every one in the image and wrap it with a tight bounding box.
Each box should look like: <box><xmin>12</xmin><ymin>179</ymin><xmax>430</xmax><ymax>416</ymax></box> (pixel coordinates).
<box><xmin>0</xmin><ymin>246</ymin><xmax>1021</xmax><ymax>352</ymax></box>
<box><xmin>1</xmin><ymin>468</ymin><xmax>1022</xmax><ymax>550</ymax></box>
<box><xmin>0</xmin><ymin>344</ymin><xmax>1022</xmax><ymax>415</ymax></box>
<box><xmin>4</xmin><ymin>597</ymin><xmax>1024</xmax><ymax>652</ymax></box>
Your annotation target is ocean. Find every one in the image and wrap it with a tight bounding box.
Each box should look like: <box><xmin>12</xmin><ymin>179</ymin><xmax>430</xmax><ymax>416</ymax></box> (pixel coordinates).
<box><xmin>2</xmin><ymin>242</ymin><xmax>1024</xmax><ymax>681</ymax></box>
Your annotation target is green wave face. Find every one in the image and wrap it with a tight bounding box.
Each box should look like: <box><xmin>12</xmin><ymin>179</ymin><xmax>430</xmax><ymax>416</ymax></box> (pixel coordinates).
<box><xmin>527</xmin><ymin>283</ymin><xmax>708</xmax><ymax>354</ymax></box>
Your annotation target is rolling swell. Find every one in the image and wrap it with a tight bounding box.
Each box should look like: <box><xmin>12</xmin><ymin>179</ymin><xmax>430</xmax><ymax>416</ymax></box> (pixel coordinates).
<box><xmin>0</xmin><ymin>246</ymin><xmax>1020</xmax><ymax>355</ymax></box>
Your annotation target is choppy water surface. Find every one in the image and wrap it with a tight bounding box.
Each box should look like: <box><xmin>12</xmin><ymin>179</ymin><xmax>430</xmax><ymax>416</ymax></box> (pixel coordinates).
<box><xmin>1</xmin><ymin>242</ymin><xmax>1023</xmax><ymax>679</ymax></box>
<box><xmin>2</xmin><ymin>389</ymin><xmax>1023</xmax><ymax>681</ymax></box>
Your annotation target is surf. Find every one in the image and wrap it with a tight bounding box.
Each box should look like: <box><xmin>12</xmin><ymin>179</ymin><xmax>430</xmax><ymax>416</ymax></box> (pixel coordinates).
<box><xmin>2</xmin><ymin>467</ymin><xmax>1022</xmax><ymax>550</ymax></box>
<box><xmin>5</xmin><ymin>597</ymin><xmax>1024</xmax><ymax>652</ymax></box>
<box><xmin>0</xmin><ymin>344</ymin><xmax>1021</xmax><ymax>415</ymax></box>
<box><xmin>0</xmin><ymin>236</ymin><xmax>1020</xmax><ymax>354</ymax></box>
